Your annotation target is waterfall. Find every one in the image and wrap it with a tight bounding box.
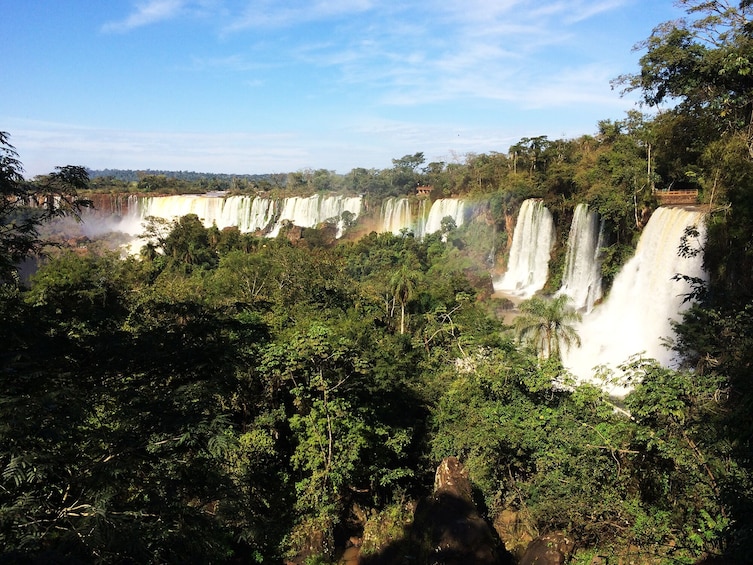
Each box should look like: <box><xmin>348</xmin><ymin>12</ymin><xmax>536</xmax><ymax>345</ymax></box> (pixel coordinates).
<box><xmin>136</xmin><ymin>194</ymin><xmax>277</xmax><ymax>233</ymax></box>
<box><xmin>563</xmin><ymin>207</ymin><xmax>706</xmax><ymax>395</ymax></box>
<box><xmin>266</xmin><ymin>195</ymin><xmax>362</xmax><ymax>237</ymax></box>
<box><xmin>137</xmin><ymin>194</ymin><xmax>221</xmax><ymax>226</ymax></box>
<box><xmin>127</xmin><ymin>193</ymin><xmax>361</xmax><ymax>238</ymax></box>
<box><xmin>222</xmin><ymin>196</ymin><xmax>277</xmax><ymax>233</ymax></box>
<box><xmin>556</xmin><ymin>203</ymin><xmax>604</xmax><ymax>313</ymax></box>
<box><xmin>380</xmin><ymin>197</ymin><xmax>414</xmax><ymax>234</ymax></box>
<box><xmin>377</xmin><ymin>197</ymin><xmax>465</xmax><ymax>238</ymax></box>
<box><xmin>93</xmin><ymin>193</ymin><xmax>466</xmax><ymax>244</ymax></box>
<box><xmin>420</xmin><ymin>198</ymin><xmax>466</xmax><ymax>237</ymax></box>
<box><xmin>494</xmin><ymin>199</ymin><xmax>555</xmax><ymax>297</ymax></box>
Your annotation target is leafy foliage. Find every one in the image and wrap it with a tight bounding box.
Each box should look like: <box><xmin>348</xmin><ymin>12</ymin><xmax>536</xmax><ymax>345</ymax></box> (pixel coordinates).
<box><xmin>6</xmin><ymin>5</ymin><xmax>753</xmax><ymax>558</ymax></box>
<box><xmin>0</xmin><ymin>131</ymin><xmax>93</xmax><ymax>283</ymax></box>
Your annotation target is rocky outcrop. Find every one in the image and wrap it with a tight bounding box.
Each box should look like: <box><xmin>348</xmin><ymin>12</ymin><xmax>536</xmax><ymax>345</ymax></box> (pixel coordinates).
<box><xmin>518</xmin><ymin>532</ymin><xmax>574</xmax><ymax>565</ymax></box>
<box><xmin>411</xmin><ymin>457</ymin><xmax>514</xmax><ymax>565</ymax></box>
<box><xmin>86</xmin><ymin>193</ymin><xmax>132</xmax><ymax>217</ymax></box>
<box><xmin>493</xmin><ymin>509</ymin><xmax>536</xmax><ymax>559</ymax></box>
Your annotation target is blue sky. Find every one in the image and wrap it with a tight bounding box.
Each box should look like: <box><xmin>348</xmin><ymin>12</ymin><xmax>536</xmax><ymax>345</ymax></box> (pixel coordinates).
<box><xmin>2</xmin><ymin>1</ymin><xmax>684</xmax><ymax>177</ymax></box>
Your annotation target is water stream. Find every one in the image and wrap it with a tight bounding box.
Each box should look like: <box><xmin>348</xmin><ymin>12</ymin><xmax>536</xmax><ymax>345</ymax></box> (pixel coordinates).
<box><xmin>556</xmin><ymin>203</ymin><xmax>604</xmax><ymax>313</ymax></box>
<box><xmin>493</xmin><ymin>199</ymin><xmax>554</xmax><ymax>297</ymax></box>
<box><xmin>562</xmin><ymin>207</ymin><xmax>706</xmax><ymax>395</ymax></box>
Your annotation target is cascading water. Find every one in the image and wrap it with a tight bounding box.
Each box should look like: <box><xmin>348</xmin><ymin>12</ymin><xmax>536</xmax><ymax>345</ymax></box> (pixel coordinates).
<box><xmin>136</xmin><ymin>194</ymin><xmax>278</xmax><ymax>234</ymax></box>
<box><xmin>117</xmin><ymin>193</ymin><xmax>468</xmax><ymax>242</ymax></box>
<box><xmin>126</xmin><ymin>193</ymin><xmax>361</xmax><ymax>238</ymax></box>
<box><xmin>266</xmin><ymin>195</ymin><xmax>362</xmax><ymax>237</ymax></box>
<box><xmin>420</xmin><ymin>198</ymin><xmax>466</xmax><ymax>237</ymax></box>
<box><xmin>494</xmin><ymin>199</ymin><xmax>555</xmax><ymax>297</ymax></box>
<box><xmin>380</xmin><ymin>197</ymin><xmax>414</xmax><ymax>235</ymax></box>
<box><xmin>137</xmin><ymin>194</ymin><xmax>225</xmax><ymax>227</ymax></box>
<box><xmin>556</xmin><ymin>203</ymin><xmax>604</xmax><ymax>313</ymax></box>
<box><xmin>563</xmin><ymin>207</ymin><xmax>706</xmax><ymax>395</ymax></box>
<box><xmin>377</xmin><ymin>197</ymin><xmax>465</xmax><ymax>238</ymax></box>
<box><xmin>222</xmin><ymin>196</ymin><xmax>277</xmax><ymax>233</ymax></box>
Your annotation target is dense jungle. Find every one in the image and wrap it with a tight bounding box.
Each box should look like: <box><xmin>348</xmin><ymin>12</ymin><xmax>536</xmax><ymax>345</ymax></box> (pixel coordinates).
<box><xmin>3</xmin><ymin>1</ymin><xmax>753</xmax><ymax>563</ymax></box>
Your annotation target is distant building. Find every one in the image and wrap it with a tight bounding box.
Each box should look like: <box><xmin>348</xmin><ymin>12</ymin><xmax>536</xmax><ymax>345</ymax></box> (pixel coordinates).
<box><xmin>416</xmin><ymin>185</ymin><xmax>433</xmax><ymax>197</ymax></box>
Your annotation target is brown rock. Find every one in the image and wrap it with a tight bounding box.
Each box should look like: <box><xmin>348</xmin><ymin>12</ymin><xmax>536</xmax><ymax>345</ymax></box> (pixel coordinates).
<box><xmin>410</xmin><ymin>457</ymin><xmax>514</xmax><ymax>565</ymax></box>
<box><xmin>434</xmin><ymin>456</ymin><xmax>473</xmax><ymax>502</ymax></box>
<box><xmin>492</xmin><ymin>509</ymin><xmax>535</xmax><ymax>559</ymax></box>
<box><xmin>518</xmin><ymin>532</ymin><xmax>574</xmax><ymax>565</ymax></box>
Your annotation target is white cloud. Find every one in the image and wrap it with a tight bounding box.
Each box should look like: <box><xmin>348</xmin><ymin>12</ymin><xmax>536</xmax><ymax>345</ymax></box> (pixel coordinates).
<box><xmin>101</xmin><ymin>0</ymin><xmax>187</xmax><ymax>33</ymax></box>
<box><xmin>4</xmin><ymin>117</ymin><xmax>530</xmax><ymax>177</ymax></box>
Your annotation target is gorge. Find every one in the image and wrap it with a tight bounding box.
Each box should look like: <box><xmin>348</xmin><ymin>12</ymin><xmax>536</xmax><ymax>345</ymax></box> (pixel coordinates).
<box><xmin>81</xmin><ymin>192</ymin><xmax>706</xmax><ymax>394</ymax></box>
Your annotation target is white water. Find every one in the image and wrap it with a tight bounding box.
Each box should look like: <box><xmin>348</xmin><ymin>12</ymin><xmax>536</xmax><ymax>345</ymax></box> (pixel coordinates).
<box><xmin>266</xmin><ymin>195</ymin><xmax>362</xmax><ymax>237</ymax></box>
<box><xmin>380</xmin><ymin>197</ymin><xmax>414</xmax><ymax>235</ymax></box>
<box><xmin>563</xmin><ymin>207</ymin><xmax>706</xmax><ymax>395</ymax></box>
<box><xmin>494</xmin><ymin>199</ymin><xmax>555</xmax><ymax>297</ymax></box>
<box><xmin>86</xmin><ymin>193</ymin><xmax>469</xmax><ymax>244</ymax></box>
<box><xmin>420</xmin><ymin>198</ymin><xmax>466</xmax><ymax>237</ymax></box>
<box><xmin>123</xmin><ymin>193</ymin><xmax>361</xmax><ymax>238</ymax></box>
<box><xmin>377</xmin><ymin>197</ymin><xmax>465</xmax><ymax>238</ymax></box>
<box><xmin>556</xmin><ymin>203</ymin><xmax>604</xmax><ymax>313</ymax></box>
<box><xmin>135</xmin><ymin>194</ymin><xmax>277</xmax><ymax>234</ymax></box>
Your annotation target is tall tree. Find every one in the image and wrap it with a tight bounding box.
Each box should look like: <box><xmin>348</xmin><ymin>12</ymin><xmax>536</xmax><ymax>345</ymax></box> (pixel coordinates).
<box><xmin>616</xmin><ymin>1</ymin><xmax>753</xmax><ymax>299</ymax></box>
<box><xmin>0</xmin><ymin>132</ymin><xmax>92</xmax><ymax>282</ymax></box>
<box><xmin>390</xmin><ymin>260</ymin><xmax>422</xmax><ymax>335</ymax></box>
<box><xmin>616</xmin><ymin>0</ymin><xmax>753</xmax><ymax>156</ymax></box>
<box><xmin>514</xmin><ymin>295</ymin><xmax>581</xmax><ymax>359</ymax></box>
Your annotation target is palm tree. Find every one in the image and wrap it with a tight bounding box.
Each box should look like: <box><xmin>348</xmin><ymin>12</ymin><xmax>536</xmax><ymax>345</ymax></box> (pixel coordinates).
<box><xmin>390</xmin><ymin>263</ymin><xmax>422</xmax><ymax>335</ymax></box>
<box><xmin>514</xmin><ymin>295</ymin><xmax>581</xmax><ymax>359</ymax></box>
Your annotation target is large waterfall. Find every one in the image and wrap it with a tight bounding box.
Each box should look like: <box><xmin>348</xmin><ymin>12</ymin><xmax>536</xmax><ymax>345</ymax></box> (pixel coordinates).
<box><xmin>88</xmin><ymin>193</ymin><xmax>471</xmax><ymax>242</ymax></box>
<box><xmin>563</xmin><ymin>207</ymin><xmax>706</xmax><ymax>395</ymax></box>
<box><xmin>266</xmin><ymin>195</ymin><xmax>362</xmax><ymax>237</ymax></box>
<box><xmin>420</xmin><ymin>198</ymin><xmax>466</xmax><ymax>237</ymax></box>
<box><xmin>378</xmin><ymin>198</ymin><xmax>465</xmax><ymax>237</ymax></box>
<box><xmin>494</xmin><ymin>199</ymin><xmax>555</xmax><ymax>297</ymax></box>
<box><xmin>380</xmin><ymin>197</ymin><xmax>415</xmax><ymax>235</ymax></box>
<box><xmin>135</xmin><ymin>194</ymin><xmax>277</xmax><ymax>234</ymax></box>
<box><xmin>556</xmin><ymin>203</ymin><xmax>604</xmax><ymax>313</ymax></box>
<box><xmin>128</xmin><ymin>193</ymin><xmax>361</xmax><ymax>238</ymax></box>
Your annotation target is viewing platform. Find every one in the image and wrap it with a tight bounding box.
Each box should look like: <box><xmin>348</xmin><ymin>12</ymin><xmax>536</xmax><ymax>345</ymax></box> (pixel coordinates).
<box><xmin>654</xmin><ymin>188</ymin><xmax>699</xmax><ymax>206</ymax></box>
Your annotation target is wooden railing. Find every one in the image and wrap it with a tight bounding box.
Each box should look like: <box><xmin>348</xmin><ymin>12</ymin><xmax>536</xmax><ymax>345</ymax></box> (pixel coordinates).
<box><xmin>653</xmin><ymin>189</ymin><xmax>699</xmax><ymax>206</ymax></box>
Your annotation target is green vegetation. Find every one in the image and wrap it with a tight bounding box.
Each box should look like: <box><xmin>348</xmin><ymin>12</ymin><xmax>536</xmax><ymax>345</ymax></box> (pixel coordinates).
<box><xmin>3</xmin><ymin>2</ymin><xmax>753</xmax><ymax>562</ymax></box>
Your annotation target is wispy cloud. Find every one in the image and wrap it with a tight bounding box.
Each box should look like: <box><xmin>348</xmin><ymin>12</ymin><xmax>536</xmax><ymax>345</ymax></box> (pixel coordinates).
<box><xmin>96</xmin><ymin>0</ymin><xmax>634</xmax><ymax>117</ymax></box>
<box><xmin>223</xmin><ymin>0</ymin><xmax>374</xmax><ymax>33</ymax></box>
<box><xmin>101</xmin><ymin>0</ymin><xmax>187</xmax><ymax>33</ymax></box>
<box><xmin>561</xmin><ymin>0</ymin><xmax>629</xmax><ymax>24</ymax></box>
<box><xmin>245</xmin><ymin>0</ymin><xmax>630</xmax><ymax>108</ymax></box>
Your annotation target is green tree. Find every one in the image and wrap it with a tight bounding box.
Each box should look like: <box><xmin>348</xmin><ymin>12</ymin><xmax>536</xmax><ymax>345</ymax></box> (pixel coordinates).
<box><xmin>390</xmin><ymin>152</ymin><xmax>426</xmax><ymax>194</ymax></box>
<box><xmin>162</xmin><ymin>213</ymin><xmax>218</xmax><ymax>270</ymax></box>
<box><xmin>0</xmin><ymin>131</ymin><xmax>92</xmax><ymax>282</ymax></box>
<box><xmin>514</xmin><ymin>295</ymin><xmax>581</xmax><ymax>359</ymax></box>
<box><xmin>616</xmin><ymin>0</ymin><xmax>753</xmax><ymax>156</ymax></box>
<box><xmin>389</xmin><ymin>259</ymin><xmax>423</xmax><ymax>335</ymax></box>
<box><xmin>259</xmin><ymin>322</ymin><xmax>417</xmax><ymax>559</ymax></box>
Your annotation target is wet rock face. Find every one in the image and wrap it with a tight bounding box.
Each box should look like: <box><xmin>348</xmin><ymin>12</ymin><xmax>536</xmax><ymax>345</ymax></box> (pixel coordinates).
<box><xmin>412</xmin><ymin>457</ymin><xmax>514</xmax><ymax>565</ymax></box>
